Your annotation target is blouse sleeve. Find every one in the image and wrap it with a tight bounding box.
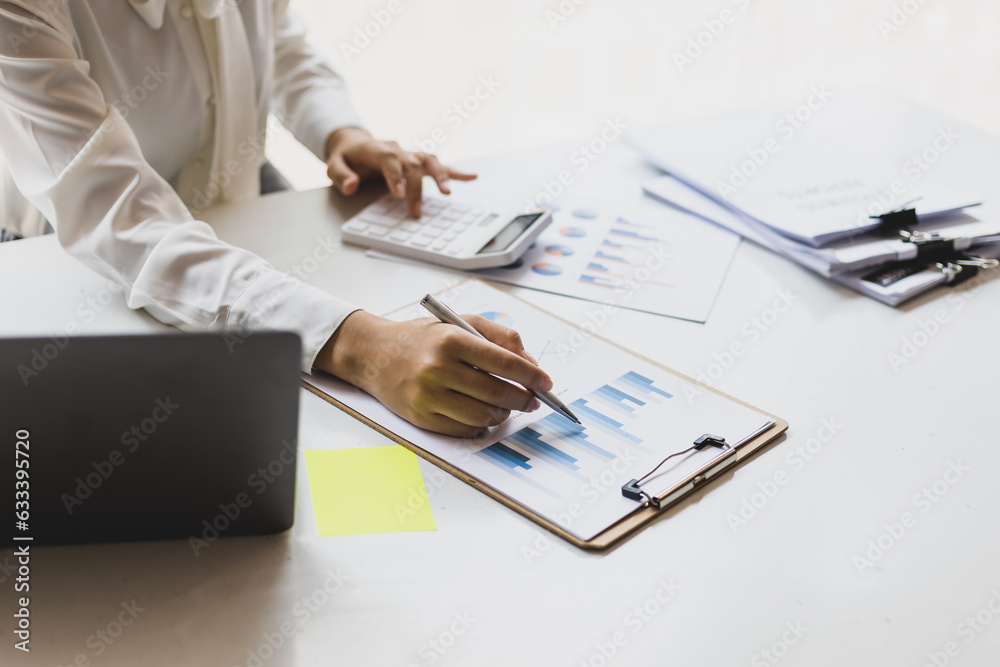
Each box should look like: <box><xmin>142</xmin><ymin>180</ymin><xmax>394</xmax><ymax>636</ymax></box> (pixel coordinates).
<box><xmin>270</xmin><ymin>0</ymin><xmax>365</xmax><ymax>160</ymax></box>
<box><xmin>0</xmin><ymin>1</ymin><xmax>358</xmax><ymax>372</ymax></box>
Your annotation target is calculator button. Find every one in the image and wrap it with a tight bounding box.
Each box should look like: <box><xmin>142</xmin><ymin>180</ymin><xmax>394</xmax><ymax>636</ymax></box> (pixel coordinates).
<box><xmin>344</xmin><ymin>220</ymin><xmax>368</xmax><ymax>232</ymax></box>
<box><xmin>389</xmin><ymin>230</ymin><xmax>411</xmax><ymax>242</ymax></box>
<box><xmin>367</xmin><ymin>226</ymin><xmax>390</xmax><ymax>237</ymax></box>
<box><xmin>408</xmin><ymin>235</ymin><xmax>433</xmax><ymax>248</ymax></box>
<box><xmin>359</xmin><ymin>212</ymin><xmax>397</xmax><ymax>226</ymax></box>
<box><xmin>442</xmin><ymin>231</ymin><xmax>459</xmax><ymax>241</ymax></box>
<box><xmin>446</xmin><ymin>245</ymin><xmax>464</xmax><ymax>255</ymax></box>
<box><xmin>401</xmin><ymin>221</ymin><xmax>422</xmax><ymax>233</ymax></box>
<box><xmin>432</xmin><ymin>240</ymin><xmax>448</xmax><ymax>251</ymax></box>
<box><xmin>422</xmin><ymin>227</ymin><xmax>443</xmax><ymax>238</ymax></box>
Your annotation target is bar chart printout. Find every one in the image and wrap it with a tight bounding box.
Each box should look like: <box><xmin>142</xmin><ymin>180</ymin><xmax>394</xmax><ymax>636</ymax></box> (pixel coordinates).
<box><xmin>306</xmin><ymin>281</ymin><xmax>777</xmax><ymax>544</ymax></box>
<box><xmin>468</xmin><ymin>369</ymin><xmax>771</xmax><ymax>540</ymax></box>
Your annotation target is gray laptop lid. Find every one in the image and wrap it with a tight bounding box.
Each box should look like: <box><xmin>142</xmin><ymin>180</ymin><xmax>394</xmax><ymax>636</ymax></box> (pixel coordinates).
<box><xmin>2</xmin><ymin>332</ymin><xmax>301</xmax><ymax>546</ymax></box>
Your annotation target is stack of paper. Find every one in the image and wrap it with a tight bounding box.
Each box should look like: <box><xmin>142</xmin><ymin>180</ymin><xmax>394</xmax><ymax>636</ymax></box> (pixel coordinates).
<box><xmin>627</xmin><ymin>92</ymin><xmax>1000</xmax><ymax>305</ymax></box>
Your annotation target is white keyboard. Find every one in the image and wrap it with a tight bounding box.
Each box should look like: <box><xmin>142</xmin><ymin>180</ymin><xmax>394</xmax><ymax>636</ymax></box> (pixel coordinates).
<box><xmin>341</xmin><ymin>193</ymin><xmax>551</xmax><ymax>270</ymax></box>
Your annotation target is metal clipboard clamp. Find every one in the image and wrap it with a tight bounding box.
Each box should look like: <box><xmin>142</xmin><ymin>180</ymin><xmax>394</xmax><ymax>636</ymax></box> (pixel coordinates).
<box><xmin>621</xmin><ymin>434</ymin><xmax>737</xmax><ymax>509</ymax></box>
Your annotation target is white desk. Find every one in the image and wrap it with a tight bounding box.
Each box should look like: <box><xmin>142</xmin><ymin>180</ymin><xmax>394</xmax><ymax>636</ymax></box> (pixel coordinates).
<box><xmin>2</xmin><ymin>146</ymin><xmax>999</xmax><ymax>667</ymax></box>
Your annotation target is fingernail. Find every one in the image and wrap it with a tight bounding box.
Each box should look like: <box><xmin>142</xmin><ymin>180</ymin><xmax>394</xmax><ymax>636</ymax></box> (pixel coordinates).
<box><xmin>537</xmin><ymin>377</ymin><xmax>553</xmax><ymax>392</ymax></box>
<box><xmin>527</xmin><ymin>398</ymin><xmax>542</xmax><ymax>412</ymax></box>
<box><xmin>473</xmin><ymin>427</ymin><xmax>488</xmax><ymax>439</ymax></box>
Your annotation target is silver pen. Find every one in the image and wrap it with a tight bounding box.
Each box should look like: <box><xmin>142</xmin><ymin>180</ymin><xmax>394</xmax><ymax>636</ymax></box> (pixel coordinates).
<box><xmin>420</xmin><ymin>293</ymin><xmax>582</xmax><ymax>425</ymax></box>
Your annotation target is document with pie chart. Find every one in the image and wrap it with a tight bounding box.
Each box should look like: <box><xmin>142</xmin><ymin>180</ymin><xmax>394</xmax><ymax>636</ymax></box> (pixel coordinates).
<box><xmin>471</xmin><ymin>194</ymin><xmax>741</xmax><ymax>322</ymax></box>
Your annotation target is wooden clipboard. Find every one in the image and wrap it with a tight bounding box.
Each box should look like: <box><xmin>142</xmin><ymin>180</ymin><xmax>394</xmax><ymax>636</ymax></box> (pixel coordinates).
<box><xmin>303</xmin><ymin>280</ymin><xmax>788</xmax><ymax>551</ymax></box>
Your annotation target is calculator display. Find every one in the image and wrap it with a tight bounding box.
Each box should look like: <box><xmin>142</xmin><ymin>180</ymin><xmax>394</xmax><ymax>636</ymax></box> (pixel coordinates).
<box><xmin>477</xmin><ymin>213</ymin><xmax>542</xmax><ymax>254</ymax></box>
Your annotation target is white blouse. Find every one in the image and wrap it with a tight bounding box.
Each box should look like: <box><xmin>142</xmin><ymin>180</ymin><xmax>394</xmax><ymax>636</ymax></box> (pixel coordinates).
<box><xmin>0</xmin><ymin>0</ymin><xmax>363</xmax><ymax>371</ymax></box>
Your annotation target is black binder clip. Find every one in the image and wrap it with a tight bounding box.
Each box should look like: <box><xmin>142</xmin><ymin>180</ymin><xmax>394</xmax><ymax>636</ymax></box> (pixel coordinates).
<box><xmin>622</xmin><ymin>434</ymin><xmax>734</xmax><ymax>509</ymax></box>
<box><xmin>870</xmin><ymin>199</ymin><xmax>921</xmax><ymax>233</ymax></box>
<box><xmin>897</xmin><ymin>230</ymin><xmax>1000</xmax><ymax>285</ymax></box>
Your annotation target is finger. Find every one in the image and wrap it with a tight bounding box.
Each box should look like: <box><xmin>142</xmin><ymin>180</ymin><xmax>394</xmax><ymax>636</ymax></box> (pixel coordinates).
<box><xmin>380</xmin><ymin>155</ymin><xmax>406</xmax><ymax>198</ymax></box>
<box><xmin>420</xmin><ymin>154</ymin><xmax>453</xmax><ymax>195</ymax></box>
<box><xmin>441</xmin><ymin>361</ymin><xmax>541</xmax><ymax>413</ymax></box>
<box><xmin>430</xmin><ymin>388</ymin><xmax>513</xmax><ymax>429</ymax></box>
<box><xmin>444</xmin><ymin>325</ymin><xmax>553</xmax><ymax>393</ymax></box>
<box><xmin>463</xmin><ymin>315</ymin><xmax>542</xmax><ymax>367</ymax></box>
<box><xmin>414</xmin><ymin>410</ymin><xmax>491</xmax><ymax>438</ymax></box>
<box><xmin>404</xmin><ymin>156</ymin><xmax>424</xmax><ymax>218</ymax></box>
<box><xmin>327</xmin><ymin>153</ymin><xmax>360</xmax><ymax>195</ymax></box>
<box><xmin>445</xmin><ymin>167</ymin><xmax>478</xmax><ymax>182</ymax></box>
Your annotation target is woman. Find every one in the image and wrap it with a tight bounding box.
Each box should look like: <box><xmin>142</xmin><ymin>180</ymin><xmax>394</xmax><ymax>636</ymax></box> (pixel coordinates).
<box><xmin>0</xmin><ymin>0</ymin><xmax>548</xmax><ymax>436</ymax></box>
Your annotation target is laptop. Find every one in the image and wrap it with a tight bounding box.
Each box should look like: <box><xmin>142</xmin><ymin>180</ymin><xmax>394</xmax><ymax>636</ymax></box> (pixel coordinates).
<box><xmin>2</xmin><ymin>332</ymin><xmax>301</xmax><ymax>547</ymax></box>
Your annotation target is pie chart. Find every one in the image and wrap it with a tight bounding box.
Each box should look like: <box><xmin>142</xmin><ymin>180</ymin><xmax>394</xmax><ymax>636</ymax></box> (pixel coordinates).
<box><xmin>559</xmin><ymin>227</ymin><xmax>586</xmax><ymax>238</ymax></box>
<box><xmin>572</xmin><ymin>208</ymin><xmax>598</xmax><ymax>219</ymax></box>
<box><xmin>545</xmin><ymin>245</ymin><xmax>575</xmax><ymax>257</ymax></box>
<box><xmin>531</xmin><ymin>262</ymin><xmax>562</xmax><ymax>276</ymax></box>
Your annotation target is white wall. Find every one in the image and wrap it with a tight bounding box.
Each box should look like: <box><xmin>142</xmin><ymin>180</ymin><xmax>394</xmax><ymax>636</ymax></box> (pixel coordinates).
<box><xmin>268</xmin><ymin>0</ymin><xmax>1000</xmax><ymax>189</ymax></box>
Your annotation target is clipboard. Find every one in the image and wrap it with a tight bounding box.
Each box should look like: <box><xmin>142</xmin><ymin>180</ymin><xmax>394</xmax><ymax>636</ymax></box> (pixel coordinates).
<box><xmin>303</xmin><ymin>280</ymin><xmax>788</xmax><ymax>551</ymax></box>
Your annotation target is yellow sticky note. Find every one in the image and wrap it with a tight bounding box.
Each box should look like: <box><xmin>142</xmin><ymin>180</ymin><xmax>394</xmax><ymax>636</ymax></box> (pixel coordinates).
<box><xmin>304</xmin><ymin>446</ymin><xmax>437</xmax><ymax>536</ymax></box>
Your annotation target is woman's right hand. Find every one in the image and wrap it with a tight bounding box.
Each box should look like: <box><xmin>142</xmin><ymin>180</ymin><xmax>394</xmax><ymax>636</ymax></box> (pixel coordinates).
<box><xmin>315</xmin><ymin>310</ymin><xmax>551</xmax><ymax>437</ymax></box>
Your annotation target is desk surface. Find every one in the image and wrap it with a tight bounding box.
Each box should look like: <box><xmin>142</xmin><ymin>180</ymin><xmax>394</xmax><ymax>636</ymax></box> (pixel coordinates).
<box><xmin>2</xmin><ymin>145</ymin><xmax>999</xmax><ymax>667</ymax></box>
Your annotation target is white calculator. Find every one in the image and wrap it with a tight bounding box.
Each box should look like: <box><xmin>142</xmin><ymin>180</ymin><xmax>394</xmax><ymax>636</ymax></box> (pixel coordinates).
<box><xmin>341</xmin><ymin>193</ymin><xmax>552</xmax><ymax>270</ymax></box>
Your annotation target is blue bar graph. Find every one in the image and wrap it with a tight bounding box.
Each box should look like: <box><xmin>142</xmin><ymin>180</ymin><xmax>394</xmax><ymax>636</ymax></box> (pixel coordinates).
<box><xmin>476</xmin><ymin>448</ymin><xmax>562</xmax><ymax>499</ymax></box>
<box><xmin>619</xmin><ymin>371</ymin><xmax>673</xmax><ymax>399</ymax></box>
<box><xmin>579</xmin><ymin>274</ymin><xmax>615</xmax><ymax>288</ymax></box>
<box><xmin>539</xmin><ymin>413</ymin><xmax>615</xmax><ymax>460</ymax></box>
<box><xmin>594</xmin><ymin>384</ymin><xmax>645</xmax><ymax>411</ymax></box>
<box><xmin>602</xmin><ymin>239</ymin><xmax>645</xmax><ymax>251</ymax></box>
<box><xmin>595</xmin><ymin>251</ymin><xmax>628</xmax><ymax>263</ymax></box>
<box><xmin>472</xmin><ymin>369</ymin><xmax>676</xmax><ymax>500</ymax></box>
<box><xmin>609</xmin><ymin>228</ymin><xmax>662</xmax><ymax>243</ymax></box>
<box><xmin>507</xmin><ymin>428</ymin><xmax>582</xmax><ymax>473</ymax></box>
<box><xmin>479</xmin><ymin>442</ymin><xmax>531</xmax><ymax>469</ymax></box>
<box><xmin>570</xmin><ymin>398</ymin><xmax>651</xmax><ymax>454</ymax></box>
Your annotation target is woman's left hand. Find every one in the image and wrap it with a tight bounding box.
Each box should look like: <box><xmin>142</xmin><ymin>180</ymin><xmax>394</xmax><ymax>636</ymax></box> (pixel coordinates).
<box><xmin>324</xmin><ymin>127</ymin><xmax>477</xmax><ymax>217</ymax></box>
